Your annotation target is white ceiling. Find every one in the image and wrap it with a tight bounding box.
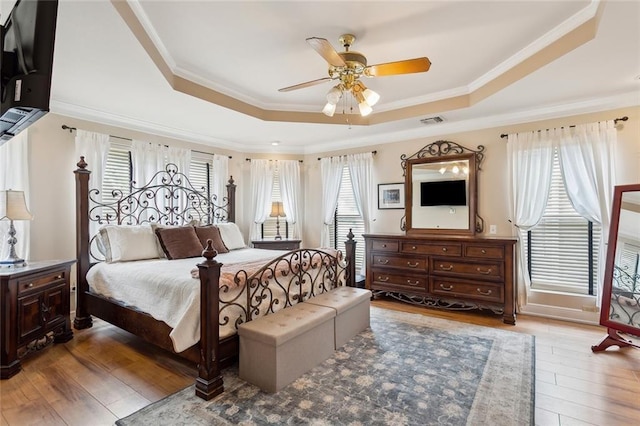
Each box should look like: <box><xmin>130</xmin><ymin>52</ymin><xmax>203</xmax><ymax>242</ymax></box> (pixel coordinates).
<box><xmin>8</xmin><ymin>0</ymin><xmax>640</xmax><ymax>154</ymax></box>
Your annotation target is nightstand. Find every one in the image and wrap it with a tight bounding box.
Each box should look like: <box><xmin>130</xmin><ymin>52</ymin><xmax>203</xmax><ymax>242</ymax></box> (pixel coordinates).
<box><xmin>1</xmin><ymin>260</ymin><xmax>75</xmax><ymax>379</ymax></box>
<box><xmin>252</xmin><ymin>239</ymin><xmax>301</xmax><ymax>251</ymax></box>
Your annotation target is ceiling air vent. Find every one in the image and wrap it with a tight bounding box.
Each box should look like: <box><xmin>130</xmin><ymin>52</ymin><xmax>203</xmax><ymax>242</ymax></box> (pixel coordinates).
<box><xmin>419</xmin><ymin>116</ymin><xmax>445</xmax><ymax>125</ymax></box>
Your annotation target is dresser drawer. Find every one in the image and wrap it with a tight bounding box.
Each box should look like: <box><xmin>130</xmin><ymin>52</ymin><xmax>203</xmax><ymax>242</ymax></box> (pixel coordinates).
<box><xmin>17</xmin><ymin>269</ymin><xmax>67</xmax><ymax>295</ymax></box>
<box><xmin>464</xmin><ymin>245</ymin><xmax>504</xmax><ymax>259</ymax></box>
<box><xmin>430</xmin><ymin>278</ymin><xmax>503</xmax><ymax>303</ymax></box>
<box><xmin>372</xmin><ymin>255</ymin><xmax>428</xmax><ymax>271</ymax></box>
<box><xmin>371</xmin><ymin>240</ymin><xmax>399</xmax><ymax>252</ymax></box>
<box><xmin>431</xmin><ymin>258</ymin><xmax>503</xmax><ymax>280</ymax></box>
<box><xmin>401</xmin><ymin>242</ymin><xmax>461</xmax><ymax>256</ymax></box>
<box><xmin>371</xmin><ymin>271</ymin><xmax>428</xmax><ymax>292</ymax></box>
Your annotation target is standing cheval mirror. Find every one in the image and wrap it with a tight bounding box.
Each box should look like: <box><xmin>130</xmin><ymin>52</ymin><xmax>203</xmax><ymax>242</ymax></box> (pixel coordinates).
<box><xmin>592</xmin><ymin>184</ymin><xmax>640</xmax><ymax>352</ymax></box>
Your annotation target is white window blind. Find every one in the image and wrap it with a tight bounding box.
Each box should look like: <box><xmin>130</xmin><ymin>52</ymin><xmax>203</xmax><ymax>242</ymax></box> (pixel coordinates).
<box><xmin>189</xmin><ymin>151</ymin><xmax>212</xmax><ymax>197</ymax></box>
<box><xmin>263</xmin><ymin>168</ymin><xmax>286</xmax><ymax>239</ymax></box>
<box><xmin>617</xmin><ymin>242</ymin><xmax>640</xmax><ymax>290</ymax></box>
<box><xmin>527</xmin><ymin>150</ymin><xmax>600</xmax><ymax>295</ymax></box>
<box><xmin>330</xmin><ymin>166</ymin><xmax>365</xmax><ymax>273</ymax></box>
<box><xmin>102</xmin><ymin>140</ymin><xmax>131</xmax><ymax>207</ymax></box>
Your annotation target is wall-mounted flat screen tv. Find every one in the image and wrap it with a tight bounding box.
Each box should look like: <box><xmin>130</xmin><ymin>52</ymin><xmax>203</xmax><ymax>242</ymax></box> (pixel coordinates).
<box><xmin>420</xmin><ymin>179</ymin><xmax>467</xmax><ymax>206</ymax></box>
<box><xmin>1</xmin><ymin>0</ymin><xmax>58</xmax><ymax>145</ymax></box>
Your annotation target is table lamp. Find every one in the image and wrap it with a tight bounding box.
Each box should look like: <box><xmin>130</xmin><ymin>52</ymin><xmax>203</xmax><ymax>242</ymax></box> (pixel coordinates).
<box><xmin>269</xmin><ymin>201</ymin><xmax>286</xmax><ymax>240</ymax></box>
<box><xmin>0</xmin><ymin>190</ymin><xmax>33</xmax><ymax>266</ymax></box>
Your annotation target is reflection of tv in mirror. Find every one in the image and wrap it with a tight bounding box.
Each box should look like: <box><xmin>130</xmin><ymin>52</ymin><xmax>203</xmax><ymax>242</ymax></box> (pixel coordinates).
<box><xmin>420</xmin><ymin>180</ymin><xmax>466</xmax><ymax>206</ymax></box>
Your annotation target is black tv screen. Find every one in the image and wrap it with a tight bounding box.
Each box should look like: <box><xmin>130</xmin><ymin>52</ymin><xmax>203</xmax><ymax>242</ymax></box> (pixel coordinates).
<box><xmin>420</xmin><ymin>180</ymin><xmax>467</xmax><ymax>206</ymax></box>
<box><xmin>1</xmin><ymin>0</ymin><xmax>58</xmax><ymax>144</ymax></box>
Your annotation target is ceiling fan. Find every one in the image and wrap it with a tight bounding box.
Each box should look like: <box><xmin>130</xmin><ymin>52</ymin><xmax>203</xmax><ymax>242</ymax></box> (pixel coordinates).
<box><xmin>278</xmin><ymin>34</ymin><xmax>431</xmax><ymax>117</ymax></box>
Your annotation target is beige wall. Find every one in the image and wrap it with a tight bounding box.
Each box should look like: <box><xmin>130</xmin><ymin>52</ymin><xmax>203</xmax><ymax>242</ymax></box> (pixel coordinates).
<box><xmin>301</xmin><ymin>106</ymin><xmax>640</xmax><ymax>247</ymax></box>
<box><xmin>18</xmin><ymin>106</ymin><xmax>640</xmax><ymax>298</ymax></box>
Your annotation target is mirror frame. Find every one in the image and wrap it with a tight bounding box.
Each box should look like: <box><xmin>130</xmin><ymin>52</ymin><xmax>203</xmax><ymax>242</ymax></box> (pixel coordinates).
<box><xmin>401</xmin><ymin>141</ymin><xmax>485</xmax><ymax>236</ymax></box>
<box><xmin>599</xmin><ymin>183</ymin><xmax>640</xmax><ymax>337</ymax></box>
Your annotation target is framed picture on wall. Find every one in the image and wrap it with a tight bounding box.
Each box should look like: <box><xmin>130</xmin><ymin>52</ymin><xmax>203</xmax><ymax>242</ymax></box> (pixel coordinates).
<box><xmin>378</xmin><ymin>183</ymin><xmax>405</xmax><ymax>210</ymax></box>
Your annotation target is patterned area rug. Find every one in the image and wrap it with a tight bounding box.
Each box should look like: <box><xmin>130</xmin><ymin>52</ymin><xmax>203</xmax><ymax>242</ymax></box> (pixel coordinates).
<box><xmin>117</xmin><ymin>307</ymin><xmax>534</xmax><ymax>425</ymax></box>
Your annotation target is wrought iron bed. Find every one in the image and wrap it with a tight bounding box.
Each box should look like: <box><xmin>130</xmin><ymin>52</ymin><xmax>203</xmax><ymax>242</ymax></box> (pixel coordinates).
<box><xmin>73</xmin><ymin>157</ymin><xmax>356</xmax><ymax>400</ymax></box>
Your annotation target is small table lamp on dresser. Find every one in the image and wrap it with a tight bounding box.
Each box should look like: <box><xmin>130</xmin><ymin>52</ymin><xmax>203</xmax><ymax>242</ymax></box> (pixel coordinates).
<box><xmin>0</xmin><ymin>189</ymin><xmax>32</xmax><ymax>267</ymax></box>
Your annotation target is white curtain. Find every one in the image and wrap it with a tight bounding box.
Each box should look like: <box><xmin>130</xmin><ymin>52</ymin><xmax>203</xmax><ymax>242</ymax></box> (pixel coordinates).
<box><xmin>131</xmin><ymin>141</ymin><xmax>191</xmax><ymax>224</ymax></box>
<box><xmin>74</xmin><ymin>129</ymin><xmax>110</xmax><ymax>237</ymax></box>
<box><xmin>320</xmin><ymin>156</ymin><xmax>344</xmax><ymax>247</ymax></box>
<box><xmin>347</xmin><ymin>152</ymin><xmax>373</xmax><ymax>274</ymax></box>
<box><xmin>249</xmin><ymin>159</ymin><xmax>275</xmax><ymax>242</ymax></box>
<box><xmin>0</xmin><ymin>130</ymin><xmax>30</xmax><ymax>260</ymax></box>
<box><xmin>558</xmin><ymin>121</ymin><xmax>617</xmax><ymax>306</ymax></box>
<box><xmin>211</xmin><ymin>154</ymin><xmax>229</xmax><ymax>222</ymax></box>
<box><xmin>279</xmin><ymin>160</ymin><xmax>302</xmax><ymax>239</ymax></box>
<box><xmin>507</xmin><ymin>130</ymin><xmax>554</xmax><ymax>308</ymax></box>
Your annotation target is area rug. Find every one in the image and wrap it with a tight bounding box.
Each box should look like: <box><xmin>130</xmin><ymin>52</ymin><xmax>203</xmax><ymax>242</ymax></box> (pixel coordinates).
<box><xmin>117</xmin><ymin>307</ymin><xmax>534</xmax><ymax>425</ymax></box>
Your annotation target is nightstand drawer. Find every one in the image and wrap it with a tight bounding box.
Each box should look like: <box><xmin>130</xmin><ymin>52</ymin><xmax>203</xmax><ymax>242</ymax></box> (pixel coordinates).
<box><xmin>372</xmin><ymin>255</ymin><xmax>427</xmax><ymax>271</ymax></box>
<box><xmin>401</xmin><ymin>242</ymin><xmax>461</xmax><ymax>256</ymax></box>
<box><xmin>17</xmin><ymin>269</ymin><xmax>66</xmax><ymax>295</ymax></box>
<box><xmin>464</xmin><ymin>245</ymin><xmax>504</xmax><ymax>259</ymax></box>
<box><xmin>371</xmin><ymin>240</ymin><xmax>399</xmax><ymax>252</ymax></box>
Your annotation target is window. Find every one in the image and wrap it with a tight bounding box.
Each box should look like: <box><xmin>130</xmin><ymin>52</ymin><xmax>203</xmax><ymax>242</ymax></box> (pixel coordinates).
<box><xmin>189</xmin><ymin>151</ymin><xmax>212</xmax><ymax>197</ymax></box>
<box><xmin>330</xmin><ymin>165</ymin><xmax>365</xmax><ymax>273</ymax></box>
<box><xmin>526</xmin><ymin>150</ymin><xmax>601</xmax><ymax>295</ymax></box>
<box><xmin>261</xmin><ymin>168</ymin><xmax>289</xmax><ymax>239</ymax></box>
<box><xmin>101</xmin><ymin>141</ymin><xmax>131</xmax><ymax>206</ymax></box>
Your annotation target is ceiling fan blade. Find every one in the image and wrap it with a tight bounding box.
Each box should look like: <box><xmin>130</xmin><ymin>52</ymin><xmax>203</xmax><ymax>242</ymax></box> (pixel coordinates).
<box><xmin>306</xmin><ymin>37</ymin><xmax>347</xmax><ymax>67</ymax></box>
<box><xmin>278</xmin><ymin>77</ymin><xmax>333</xmax><ymax>92</ymax></box>
<box><xmin>364</xmin><ymin>57</ymin><xmax>431</xmax><ymax>77</ymax></box>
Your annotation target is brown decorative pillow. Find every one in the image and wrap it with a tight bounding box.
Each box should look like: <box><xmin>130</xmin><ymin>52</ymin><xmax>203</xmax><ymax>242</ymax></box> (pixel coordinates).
<box><xmin>194</xmin><ymin>225</ymin><xmax>229</xmax><ymax>254</ymax></box>
<box><xmin>155</xmin><ymin>226</ymin><xmax>203</xmax><ymax>260</ymax></box>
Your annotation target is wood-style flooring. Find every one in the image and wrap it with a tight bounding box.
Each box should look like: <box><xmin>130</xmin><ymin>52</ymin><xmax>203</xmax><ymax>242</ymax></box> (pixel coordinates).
<box><xmin>1</xmin><ymin>299</ymin><xmax>639</xmax><ymax>425</ymax></box>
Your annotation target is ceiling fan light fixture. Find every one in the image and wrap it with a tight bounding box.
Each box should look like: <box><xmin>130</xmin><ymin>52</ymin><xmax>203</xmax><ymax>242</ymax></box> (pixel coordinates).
<box><xmin>358</xmin><ymin>100</ymin><xmax>373</xmax><ymax>117</ymax></box>
<box><xmin>322</xmin><ymin>102</ymin><xmax>337</xmax><ymax>117</ymax></box>
<box><xmin>326</xmin><ymin>85</ymin><xmax>343</xmax><ymax>105</ymax></box>
<box><xmin>362</xmin><ymin>87</ymin><xmax>380</xmax><ymax>106</ymax></box>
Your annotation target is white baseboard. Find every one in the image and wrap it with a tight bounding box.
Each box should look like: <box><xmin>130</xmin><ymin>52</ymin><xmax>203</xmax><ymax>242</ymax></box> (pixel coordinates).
<box><xmin>520</xmin><ymin>303</ymin><xmax>600</xmax><ymax>325</ymax></box>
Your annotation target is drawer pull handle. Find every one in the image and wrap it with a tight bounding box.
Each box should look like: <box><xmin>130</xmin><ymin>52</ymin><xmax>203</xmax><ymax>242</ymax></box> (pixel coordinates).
<box><xmin>407</xmin><ymin>262</ymin><xmax>419</xmax><ymax>268</ymax></box>
<box><xmin>440</xmin><ymin>284</ymin><xmax>453</xmax><ymax>291</ymax></box>
<box><xmin>406</xmin><ymin>279</ymin><xmax>420</xmax><ymax>286</ymax></box>
<box><xmin>28</xmin><ymin>283</ymin><xmax>34</xmax><ymax>288</ymax></box>
<box><xmin>481</xmin><ymin>249</ymin><xmax>487</xmax><ymax>254</ymax></box>
<box><xmin>378</xmin><ymin>259</ymin><xmax>389</xmax><ymax>265</ymax></box>
<box><xmin>411</xmin><ymin>246</ymin><xmax>417</xmax><ymax>250</ymax></box>
<box><xmin>56</xmin><ymin>275</ymin><xmax>63</xmax><ymax>279</ymax></box>
<box><xmin>477</xmin><ymin>288</ymin><xmax>493</xmax><ymax>296</ymax></box>
<box><xmin>377</xmin><ymin>276</ymin><xmax>389</xmax><ymax>282</ymax></box>
<box><xmin>476</xmin><ymin>268</ymin><xmax>493</xmax><ymax>275</ymax></box>
<box><xmin>382</xmin><ymin>244</ymin><xmax>387</xmax><ymax>248</ymax></box>
<box><xmin>442</xmin><ymin>247</ymin><xmax>447</xmax><ymax>252</ymax></box>
<box><xmin>439</xmin><ymin>264</ymin><xmax>453</xmax><ymax>271</ymax></box>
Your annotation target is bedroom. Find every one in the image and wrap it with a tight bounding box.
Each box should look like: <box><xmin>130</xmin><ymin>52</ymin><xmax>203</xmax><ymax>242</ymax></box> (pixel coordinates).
<box><xmin>1</xmin><ymin>0</ymin><xmax>640</xmax><ymax>425</ymax></box>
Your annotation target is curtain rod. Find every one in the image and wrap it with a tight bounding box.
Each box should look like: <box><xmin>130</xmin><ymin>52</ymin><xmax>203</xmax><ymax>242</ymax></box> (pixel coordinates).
<box><xmin>499</xmin><ymin>116</ymin><xmax>629</xmax><ymax>139</ymax></box>
<box><xmin>62</xmin><ymin>125</ymin><xmax>231</xmax><ymax>158</ymax></box>
<box><xmin>245</xmin><ymin>158</ymin><xmax>303</xmax><ymax>163</ymax></box>
<box><xmin>317</xmin><ymin>150</ymin><xmax>377</xmax><ymax>161</ymax></box>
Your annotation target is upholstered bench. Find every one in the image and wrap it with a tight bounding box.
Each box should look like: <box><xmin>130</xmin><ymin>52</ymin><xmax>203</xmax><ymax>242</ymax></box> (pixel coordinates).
<box><xmin>305</xmin><ymin>287</ymin><xmax>372</xmax><ymax>349</ymax></box>
<box><xmin>238</xmin><ymin>302</ymin><xmax>335</xmax><ymax>393</ymax></box>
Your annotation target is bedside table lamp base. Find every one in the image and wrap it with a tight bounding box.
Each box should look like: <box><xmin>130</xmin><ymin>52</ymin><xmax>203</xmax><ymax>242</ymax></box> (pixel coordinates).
<box><xmin>0</xmin><ymin>220</ymin><xmax>26</xmax><ymax>267</ymax></box>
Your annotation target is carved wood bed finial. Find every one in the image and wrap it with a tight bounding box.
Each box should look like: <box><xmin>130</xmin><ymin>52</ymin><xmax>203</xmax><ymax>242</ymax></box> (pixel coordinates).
<box><xmin>77</xmin><ymin>156</ymin><xmax>88</xmax><ymax>169</ymax></box>
<box><xmin>201</xmin><ymin>239</ymin><xmax>219</xmax><ymax>262</ymax></box>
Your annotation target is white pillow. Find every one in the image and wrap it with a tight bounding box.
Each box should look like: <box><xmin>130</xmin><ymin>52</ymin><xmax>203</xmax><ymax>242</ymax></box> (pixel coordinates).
<box><xmin>216</xmin><ymin>222</ymin><xmax>246</xmax><ymax>250</ymax></box>
<box><xmin>99</xmin><ymin>224</ymin><xmax>161</xmax><ymax>263</ymax></box>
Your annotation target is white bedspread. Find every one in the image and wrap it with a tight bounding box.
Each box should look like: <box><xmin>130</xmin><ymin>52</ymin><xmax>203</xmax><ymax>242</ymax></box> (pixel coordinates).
<box><xmin>87</xmin><ymin>248</ymin><xmax>288</xmax><ymax>352</ymax></box>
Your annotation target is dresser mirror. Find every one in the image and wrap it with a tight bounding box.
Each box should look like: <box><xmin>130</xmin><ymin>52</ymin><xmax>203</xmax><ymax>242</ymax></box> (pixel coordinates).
<box><xmin>401</xmin><ymin>141</ymin><xmax>485</xmax><ymax>235</ymax></box>
<box><xmin>592</xmin><ymin>183</ymin><xmax>640</xmax><ymax>351</ymax></box>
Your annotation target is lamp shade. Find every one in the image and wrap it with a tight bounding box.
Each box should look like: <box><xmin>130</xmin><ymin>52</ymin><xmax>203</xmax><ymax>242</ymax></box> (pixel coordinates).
<box><xmin>270</xmin><ymin>201</ymin><xmax>285</xmax><ymax>218</ymax></box>
<box><xmin>322</xmin><ymin>102</ymin><xmax>337</xmax><ymax>117</ymax></box>
<box><xmin>0</xmin><ymin>190</ymin><xmax>32</xmax><ymax>221</ymax></box>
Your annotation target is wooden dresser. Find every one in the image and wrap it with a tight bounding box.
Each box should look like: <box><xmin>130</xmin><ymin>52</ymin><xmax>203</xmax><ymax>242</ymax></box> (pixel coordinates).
<box><xmin>1</xmin><ymin>260</ymin><xmax>75</xmax><ymax>379</ymax></box>
<box><xmin>364</xmin><ymin>234</ymin><xmax>517</xmax><ymax>324</ymax></box>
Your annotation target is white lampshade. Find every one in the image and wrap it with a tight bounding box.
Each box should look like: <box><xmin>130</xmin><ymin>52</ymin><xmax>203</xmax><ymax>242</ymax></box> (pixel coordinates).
<box><xmin>0</xmin><ymin>190</ymin><xmax>33</xmax><ymax>221</ymax></box>
<box><xmin>270</xmin><ymin>201</ymin><xmax>286</xmax><ymax>218</ymax></box>
<box><xmin>326</xmin><ymin>85</ymin><xmax>343</xmax><ymax>105</ymax></box>
<box><xmin>362</xmin><ymin>88</ymin><xmax>380</xmax><ymax>106</ymax></box>
<box><xmin>322</xmin><ymin>102</ymin><xmax>337</xmax><ymax>117</ymax></box>
<box><xmin>358</xmin><ymin>100</ymin><xmax>373</xmax><ymax>117</ymax></box>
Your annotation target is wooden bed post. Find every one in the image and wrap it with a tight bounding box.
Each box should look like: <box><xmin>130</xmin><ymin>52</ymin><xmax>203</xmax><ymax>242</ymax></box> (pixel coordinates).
<box><xmin>195</xmin><ymin>240</ymin><xmax>224</xmax><ymax>400</ymax></box>
<box><xmin>74</xmin><ymin>157</ymin><xmax>93</xmax><ymax>329</ymax></box>
<box><xmin>226</xmin><ymin>176</ymin><xmax>236</xmax><ymax>223</ymax></box>
<box><xmin>344</xmin><ymin>229</ymin><xmax>357</xmax><ymax>288</ymax></box>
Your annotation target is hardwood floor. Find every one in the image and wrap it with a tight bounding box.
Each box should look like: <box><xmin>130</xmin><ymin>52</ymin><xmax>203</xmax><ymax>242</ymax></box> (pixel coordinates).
<box><xmin>1</xmin><ymin>299</ymin><xmax>639</xmax><ymax>425</ymax></box>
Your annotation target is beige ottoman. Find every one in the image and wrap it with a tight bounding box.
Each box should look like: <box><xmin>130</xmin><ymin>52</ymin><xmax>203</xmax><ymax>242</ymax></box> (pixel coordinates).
<box><xmin>305</xmin><ymin>287</ymin><xmax>372</xmax><ymax>349</ymax></box>
<box><xmin>238</xmin><ymin>302</ymin><xmax>335</xmax><ymax>393</ymax></box>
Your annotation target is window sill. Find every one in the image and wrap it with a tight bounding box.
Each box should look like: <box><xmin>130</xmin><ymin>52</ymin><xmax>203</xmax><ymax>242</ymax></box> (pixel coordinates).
<box><xmin>521</xmin><ymin>289</ymin><xmax>600</xmax><ymax>325</ymax></box>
